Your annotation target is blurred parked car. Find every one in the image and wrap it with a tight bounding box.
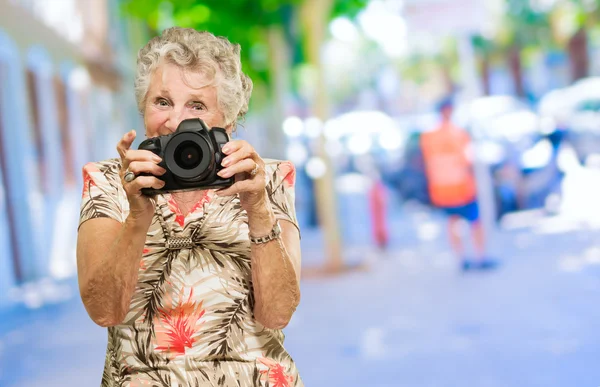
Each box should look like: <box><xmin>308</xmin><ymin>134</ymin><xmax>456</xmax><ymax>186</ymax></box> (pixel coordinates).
<box><xmin>382</xmin><ymin>113</ymin><xmax>437</xmax><ymax>206</ymax></box>
<box><xmin>563</xmin><ymin>79</ymin><xmax>600</xmax><ymax>165</ymax></box>
<box><xmin>455</xmin><ymin>95</ymin><xmax>564</xmax><ymax>219</ymax></box>
<box><xmin>539</xmin><ymin>77</ymin><xmax>600</xmax><ymax>165</ymax></box>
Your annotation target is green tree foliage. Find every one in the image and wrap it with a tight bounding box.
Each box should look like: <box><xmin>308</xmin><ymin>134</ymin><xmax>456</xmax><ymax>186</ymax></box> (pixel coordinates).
<box><xmin>121</xmin><ymin>0</ymin><xmax>368</xmax><ymax>91</ymax></box>
<box><xmin>332</xmin><ymin>0</ymin><xmax>368</xmax><ymax>19</ymax></box>
<box><xmin>121</xmin><ymin>0</ymin><xmax>302</xmax><ymax>87</ymax></box>
<box><xmin>502</xmin><ymin>0</ymin><xmax>553</xmax><ymax>49</ymax></box>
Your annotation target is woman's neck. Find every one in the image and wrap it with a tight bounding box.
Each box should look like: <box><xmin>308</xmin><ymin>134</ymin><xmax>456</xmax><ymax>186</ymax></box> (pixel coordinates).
<box><xmin>171</xmin><ymin>190</ymin><xmax>208</xmax><ymax>216</ymax></box>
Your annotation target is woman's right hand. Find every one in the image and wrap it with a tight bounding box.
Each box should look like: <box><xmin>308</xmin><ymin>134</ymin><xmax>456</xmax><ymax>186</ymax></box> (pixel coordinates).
<box><xmin>117</xmin><ymin>130</ymin><xmax>166</xmax><ymax>226</ymax></box>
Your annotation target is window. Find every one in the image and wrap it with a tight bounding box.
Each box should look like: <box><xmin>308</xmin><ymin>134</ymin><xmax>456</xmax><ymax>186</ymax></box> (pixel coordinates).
<box><xmin>0</xmin><ymin>62</ymin><xmax>22</xmax><ymax>282</ymax></box>
<box><xmin>10</xmin><ymin>0</ymin><xmax>84</xmax><ymax>43</ymax></box>
<box><xmin>54</xmin><ymin>75</ymin><xmax>75</xmax><ymax>187</ymax></box>
<box><xmin>26</xmin><ymin>69</ymin><xmax>48</xmax><ymax>194</ymax></box>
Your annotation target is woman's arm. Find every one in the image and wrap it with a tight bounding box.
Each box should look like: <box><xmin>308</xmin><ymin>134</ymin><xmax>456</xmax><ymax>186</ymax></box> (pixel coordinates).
<box><xmin>215</xmin><ymin>140</ymin><xmax>302</xmax><ymax>329</ymax></box>
<box><xmin>77</xmin><ymin>130</ymin><xmax>165</xmax><ymax>327</ymax></box>
<box><xmin>77</xmin><ymin>216</ymin><xmax>149</xmax><ymax>327</ymax></box>
<box><xmin>247</xmin><ymin>200</ymin><xmax>301</xmax><ymax>329</ymax></box>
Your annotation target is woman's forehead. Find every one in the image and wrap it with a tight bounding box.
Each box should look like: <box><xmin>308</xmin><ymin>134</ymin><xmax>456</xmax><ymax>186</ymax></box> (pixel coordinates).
<box><xmin>153</xmin><ymin>63</ymin><xmax>216</xmax><ymax>91</ymax></box>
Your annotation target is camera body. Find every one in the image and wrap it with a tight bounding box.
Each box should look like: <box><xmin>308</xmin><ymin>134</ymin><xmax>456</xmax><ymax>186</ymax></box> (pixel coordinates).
<box><xmin>138</xmin><ymin>118</ymin><xmax>233</xmax><ymax>195</ymax></box>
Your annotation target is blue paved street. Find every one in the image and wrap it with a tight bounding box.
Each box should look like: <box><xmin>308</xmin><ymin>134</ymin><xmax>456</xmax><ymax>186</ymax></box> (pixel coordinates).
<box><xmin>2</xmin><ymin>198</ymin><xmax>600</xmax><ymax>386</ymax></box>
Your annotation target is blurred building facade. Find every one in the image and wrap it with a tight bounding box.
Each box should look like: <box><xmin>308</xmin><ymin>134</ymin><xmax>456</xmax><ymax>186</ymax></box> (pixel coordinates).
<box><xmin>0</xmin><ymin>0</ymin><xmax>147</xmax><ymax>309</ymax></box>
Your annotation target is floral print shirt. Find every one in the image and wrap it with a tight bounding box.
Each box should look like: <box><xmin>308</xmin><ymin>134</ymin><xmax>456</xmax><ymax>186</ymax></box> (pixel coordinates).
<box><xmin>79</xmin><ymin>158</ymin><xmax>303</xmax><ymax>387</ymax></box>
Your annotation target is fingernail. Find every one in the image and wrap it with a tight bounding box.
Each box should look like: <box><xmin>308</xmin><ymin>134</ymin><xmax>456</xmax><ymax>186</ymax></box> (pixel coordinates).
<box><xmin>222</xmin><ymin>146</ymin><xmax>231</xmax><ymax>154</ymax></box>
<box><xmin>222</xmin><ymin>157</ymin><xmax>231</xmax><ymax>167</ymax></box>
<box><xmin>130</xmin><ymin>130</ymin><xmax>136</xmax><ymax>137</ymax></box>
<box><xmin>153</xmin><ymin>156</ymin><xmax>162</xmax><ymax>163</ymax></box>
<box><xmin>218</xmin><ymin>169</ymin><xmax>230</xmax><ymax>178</ymax></box>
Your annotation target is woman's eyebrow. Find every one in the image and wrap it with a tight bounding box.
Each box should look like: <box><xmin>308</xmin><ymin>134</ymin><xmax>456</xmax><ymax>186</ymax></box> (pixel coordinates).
<box><xmin>188</xmin><ymin>93</ymin><xmax>206</xmax><ymax>101</ymax></box>
<box><xmin>157</xmin><ymin>89</ymin><xmax>172</xmax><ymax>98</ymax></box>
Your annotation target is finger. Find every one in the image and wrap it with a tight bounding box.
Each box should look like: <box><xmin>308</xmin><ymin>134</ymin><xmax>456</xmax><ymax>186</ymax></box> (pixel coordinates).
<box><xmin>221</xmin><ymin>144</ymin><xmax>257</xmax><ymax>168</ymax></box>
<box><xmin>221</xmin><ymin>140</ymin><xmax>245</xmax><ymax>156</ymax></box>
<box><xmin>215</xmin><ymin>179</ymin><xmax>255</xmax><ymax>197</ymax></box>
<box><xmin>217</xmin><ymin>159</ymin><xmax>256</xmax><ymax>179</ymax></box>
<box><xmin>124</xmin><ymin>150</ymin><xmax>162</xmax><ymax>165</ymax></box>
<box><xmin>125</xmin><ymin>176</ymin><xmax>166</xmax><ymax>192</ymax></box>
<box><xmin>127</xmin><ymin>161</ymin><xmax>166</xmax><ymax>176</ymax></box>
<box><xmin>117</xmin><ymin>130</ymin><xmax>136</xmax><ymax>159</ymax></box>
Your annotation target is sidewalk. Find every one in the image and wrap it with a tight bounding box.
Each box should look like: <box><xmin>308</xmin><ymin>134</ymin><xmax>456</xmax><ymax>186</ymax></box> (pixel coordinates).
<box><xmin>286</xmin><ymin>205</ymin><xmax>600</xmax><ymax>386</ymax></box>
<box><xmin>2</xmin><ymin>200</ymin><xmax>600</xmax><ymax>386</ymax></box>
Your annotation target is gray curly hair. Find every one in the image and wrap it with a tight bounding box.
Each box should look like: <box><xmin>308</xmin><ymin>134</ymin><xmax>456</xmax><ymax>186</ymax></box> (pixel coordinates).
<box><xmin>135</xmin><ymin>27</ymin><xmax>253</xmax><ymax>128</ymax></box>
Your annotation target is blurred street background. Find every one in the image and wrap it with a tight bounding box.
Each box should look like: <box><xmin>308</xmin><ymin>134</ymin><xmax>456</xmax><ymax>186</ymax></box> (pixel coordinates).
<box><xmin>2</xmin><ymin>0</ymin><xmax>600</xmax><ymax>386</ymax></box>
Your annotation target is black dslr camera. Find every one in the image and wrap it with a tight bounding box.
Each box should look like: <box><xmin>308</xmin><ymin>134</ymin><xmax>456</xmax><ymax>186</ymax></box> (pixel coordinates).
<box><xmin>138</xmin><ymin>118</ymin><xmax>233</xmax><ymax>195</ymax></box>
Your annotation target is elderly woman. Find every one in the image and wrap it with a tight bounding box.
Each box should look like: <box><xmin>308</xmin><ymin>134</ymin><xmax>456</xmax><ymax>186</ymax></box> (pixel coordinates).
<box><xmin>77</xmin><ymin>27</ymin><xmax>303</xmax><ymax>386</ymax></box>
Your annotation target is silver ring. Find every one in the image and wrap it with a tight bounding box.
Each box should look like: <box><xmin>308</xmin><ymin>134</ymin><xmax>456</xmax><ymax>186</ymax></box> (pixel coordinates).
<box><xmin>250</xmin><ymin>163</ymin><xmax>259</xmax><ymax>177</ymax></box>
<box><xmin>124</xmin><ymin>170</ymin><xmax>136</xmax><ymax>183</ymax></box>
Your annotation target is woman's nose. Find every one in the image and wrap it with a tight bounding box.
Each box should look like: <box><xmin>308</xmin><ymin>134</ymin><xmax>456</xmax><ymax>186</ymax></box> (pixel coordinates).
<box><xmin>166</xmin><ymin>108</ymin><xmax>186</xmax><ymax>132</ymax></box>
<box><xmin>166</xmin><ymin>107</ymin><xmax>195</xmax><ymax>132</ymax></box>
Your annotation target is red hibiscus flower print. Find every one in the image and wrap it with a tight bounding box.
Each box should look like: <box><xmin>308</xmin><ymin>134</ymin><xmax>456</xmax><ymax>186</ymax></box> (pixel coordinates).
<box><xmin>166</xmin><ymin>196</ymin><xmax>185</xmax><ymax>227</ymax></box>
<box><xmin>189</xmin><ymin>190</ymin><xmax>212</xmax><ymax>213</ymax></box>
<box><xmin>139</xmin><ymin>249</ymin><xmax>150</xmax><ymax>271</ymax></box>
<box><xmin>278</xmin><ymin>161</ymin><xmax>296</xmax><ymax>188</ymax></box>
<box><xmin>154</xmin><ymin>288</ymin><xmax>205</xmax><ymax>357</ymax></box>
<box><xmin>81</xmin><ymin>164</ymin><xmax>99</xmax><ymax>198</ymax></box>
<box><xmin>257</xmin><ymin>357</ymin><xmax>294</xmax><ymax>387</ymax></box>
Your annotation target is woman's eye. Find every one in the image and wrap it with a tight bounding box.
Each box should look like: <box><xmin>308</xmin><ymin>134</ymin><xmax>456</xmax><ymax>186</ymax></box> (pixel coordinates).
<box><xmin>157</xmin><ymin>99</ymin><xmax>169</xmax><ymax>107</ymax></box>
<box><xmin>191</xmin><ymin>103</ymin><xmax>205</xmax><ymax>111</ymax></box>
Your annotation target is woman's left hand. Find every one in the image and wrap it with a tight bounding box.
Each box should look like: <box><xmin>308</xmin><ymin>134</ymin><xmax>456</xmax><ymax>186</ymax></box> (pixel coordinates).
<box><xmin>216</xmin><ymin>140</ymin><xmax>267</xmax><ymax>212</ymax></box>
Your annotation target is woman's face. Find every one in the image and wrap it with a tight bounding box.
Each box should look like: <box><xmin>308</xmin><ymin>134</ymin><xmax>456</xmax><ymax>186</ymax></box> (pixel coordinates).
<box><xmin>143</xmin><ymin>63</ymin><xmax>228</xmax><ymax>138</ymax></box>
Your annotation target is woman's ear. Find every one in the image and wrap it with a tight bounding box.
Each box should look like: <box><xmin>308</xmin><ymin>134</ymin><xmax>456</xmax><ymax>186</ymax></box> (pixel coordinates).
<box><xmin>225</xmin><ymin>122</ymin><xmax>236</xmax><ymax>137</ymax></box>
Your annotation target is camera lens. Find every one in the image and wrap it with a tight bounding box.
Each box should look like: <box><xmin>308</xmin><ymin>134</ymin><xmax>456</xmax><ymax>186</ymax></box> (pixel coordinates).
<box><xmin>164</xmin><ymin>131</ymin><xmax>213</xmax><ymax>183</ymax></box>
<box><xmin>174</xmin><ymin>142</ymin><xmax>202</xmax><ymax>170</ymax></box>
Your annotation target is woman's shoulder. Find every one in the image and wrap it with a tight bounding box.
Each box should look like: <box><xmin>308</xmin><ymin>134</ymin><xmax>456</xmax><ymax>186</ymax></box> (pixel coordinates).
<box><xmin>84</xmin><ymin>158</ymin><xmax>121</xmax><ymax>173</ymax></box>
<box><xmin>263</xmin><ymin>158</ymin><xmax>292</xmax><ymax>170</ymax></box>
<box><xmin>263</xmin><ymin>159</ymin><xmax>296</xmax><ymax>190</ymax></box>
<box><xmin>84</xmin><ymin>158</ymin><xmax>121</xmax><ymax>170</ymax></box>
<box><xmin>82</xmin><ymin>158</ymin><xmax>122</xmax><ymax>188</ymax></box>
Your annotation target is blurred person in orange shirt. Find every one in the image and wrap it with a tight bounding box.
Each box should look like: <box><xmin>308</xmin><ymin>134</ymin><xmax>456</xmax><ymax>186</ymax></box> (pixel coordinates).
<box><xmin>420</xmin><ymin>98</ymin><xmax>497</xmax><ymax>271</ymax></box>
